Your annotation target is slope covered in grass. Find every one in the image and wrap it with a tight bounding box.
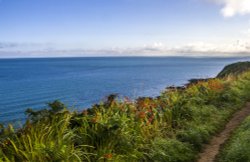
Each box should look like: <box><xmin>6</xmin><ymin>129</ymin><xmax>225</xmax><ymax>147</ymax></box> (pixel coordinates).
<box><xmin>1</xmin><ymin>62</ymin><xmax>250</xmax><ymax>162</ymax></box>
<box><xmin>218</xmin><ymin>116</ymin><xmax>250</xmax><ymax>162</ymax></box>
<box><xmin>217</xmin><ymin>61</ymin><xmax>250</xmax><ymax>78</ymax></box>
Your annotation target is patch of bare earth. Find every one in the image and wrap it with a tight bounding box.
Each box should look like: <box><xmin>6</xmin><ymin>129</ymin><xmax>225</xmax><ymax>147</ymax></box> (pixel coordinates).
<box><xmin>197</xmin><ymin>102</ymin><xmax>250</xmax><ymax>162</ymax></box>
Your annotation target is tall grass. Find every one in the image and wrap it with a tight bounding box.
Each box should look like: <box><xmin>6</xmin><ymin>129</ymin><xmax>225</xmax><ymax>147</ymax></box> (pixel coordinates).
<box><xmin>218</xmin><ymin>116</ymin><xmax>250</xmax><ymax>162</ymax></box>
<box><xmin>1</xmin><ymin>71</ymin><xmax>250</xmax><ymax>161</ymax></box>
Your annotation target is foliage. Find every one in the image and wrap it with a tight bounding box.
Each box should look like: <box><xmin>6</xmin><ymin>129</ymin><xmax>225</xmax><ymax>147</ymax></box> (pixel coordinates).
<box><xmin>146</xmin><ymin>138</ymin><xmax>195</xmax><ymax>162</ymax></box>
<box><xmin>217</xmin><ymin>61</ymin><xmax>250</xmax><ymax>78</ymax></box>
<box><xmin>218</xmin><ymin>116</ymin><xmax>250</xmax><ymax>162</ymax></box>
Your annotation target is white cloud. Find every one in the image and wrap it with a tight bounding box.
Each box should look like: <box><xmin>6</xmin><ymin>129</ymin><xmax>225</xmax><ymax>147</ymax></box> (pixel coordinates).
<box><xmin>1</xmin><ymin>40</ymin><xmax>250</xmax><ymax>58</ymax></box>
<box><xmin>242</xmin><ymin>27</ymin><xmax>250</xmax><ymax>36</ymax></box>
<box><xmin>177</xmin><ymin>40</ymin><xmax>250</xmax><ymax>55</ymax></box>
<box><xmin>129</xmin><ymin>40</ymin><xmax>250</xmax><ymax>56</ymax></box>
<box><xmin>212</xmin><ymin>0</ymin><xmax>250</xmax><ymax>17</ymax></box>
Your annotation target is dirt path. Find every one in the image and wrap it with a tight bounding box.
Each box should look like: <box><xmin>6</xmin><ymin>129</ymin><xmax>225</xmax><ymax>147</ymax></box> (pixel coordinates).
<box><xmin>198</xmin><ymin>102</ymin><xmax>250</xmax><ymax>162</ymax></box>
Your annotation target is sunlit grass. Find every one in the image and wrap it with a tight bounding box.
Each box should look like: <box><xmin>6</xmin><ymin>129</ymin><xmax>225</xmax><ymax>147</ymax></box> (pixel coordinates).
<box><xmin>218</xmin><ymin>116</ymin><xmax>250</xmax><ymax>162</ymax></box>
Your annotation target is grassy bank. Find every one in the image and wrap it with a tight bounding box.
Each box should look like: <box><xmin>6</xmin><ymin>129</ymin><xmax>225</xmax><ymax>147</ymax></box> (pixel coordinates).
<box><xmin>218</xmin><ymin>116</ymin><xmax>250</xmax><ymax>162</ymax></box>
<box><xmin>1</xmin><ymin>62</ymin><xmax>250</xmax><ymax>162</ymax></box>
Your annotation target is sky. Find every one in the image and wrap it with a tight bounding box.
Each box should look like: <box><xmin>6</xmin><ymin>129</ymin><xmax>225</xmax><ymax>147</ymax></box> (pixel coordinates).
<box><xmin>0</xmin><ymin>0</ymin><xmax>250</xmax><ymax>58</ymax></box>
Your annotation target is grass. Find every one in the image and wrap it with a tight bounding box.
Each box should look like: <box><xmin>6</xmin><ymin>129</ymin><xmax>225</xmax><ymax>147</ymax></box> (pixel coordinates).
<box><xmin>217</xmin><ymin>61</ymin><xmax>250</xmax><ymax>78</ymax></box>
<box><xmin>217</xmin><ymin>116</ymin><xmax>250</xmax><ymax>162</ymax></box>
<box><xmin>1</xmin><ymin>63</ymin><xmax>250</xmax><ymax>161</ymax></box>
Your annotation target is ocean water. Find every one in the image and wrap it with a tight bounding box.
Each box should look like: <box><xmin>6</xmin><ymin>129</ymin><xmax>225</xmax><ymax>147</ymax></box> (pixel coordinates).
<box><xmin>0</xmin><ymin>57</ymin><xmax>249</xmax><ymax>124</ymax></box>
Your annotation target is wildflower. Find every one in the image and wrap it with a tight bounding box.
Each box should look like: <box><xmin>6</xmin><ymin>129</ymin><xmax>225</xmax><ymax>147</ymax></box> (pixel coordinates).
<box><xmin>138</xmin><ymin>111</ymin><xmax>146</xmax><ymax>119</ymax></box>
<box><xmin>4</xmin><ymin>140</ymin><xmax>11</xmax><ymax>146</ymax></box>
<box><xmin>82</xmin><ymin>110</ymin><xmax>88</xmax><ymax>116</ymax></box>
<box><xmin>26</xmin><ymin>123</ymin><xmax>32</xmax><ymax>129</ymax></box>
<box><xmin>91</xmin><ymin>117</ymin><xmax>98</xmax><ymax>123</ymax></box>
<box><xmin>148</xmin><ymin>108</ymin><xmax>153</xmax><ymax>113</ymax></box>
<box><xmin>148</xmin><ymin>115</ymin><xmax>154</xmax><ymax>123</ymax></box>
<box><xmin>208</xmin><ymin>80</ymin><xmax>224</xmax><ymax>92</ymax></box>
<box><xmin>103</xmin><ymin>153</ymin><xmax>113</xmax><ymax>159</ymax></box>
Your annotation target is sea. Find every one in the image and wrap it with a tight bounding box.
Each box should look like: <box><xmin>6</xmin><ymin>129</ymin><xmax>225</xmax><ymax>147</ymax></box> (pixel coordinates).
<box><xmin>0</xmin><ymin>57</ymin><xmax>249</xmax><ymax>124</ymax></box>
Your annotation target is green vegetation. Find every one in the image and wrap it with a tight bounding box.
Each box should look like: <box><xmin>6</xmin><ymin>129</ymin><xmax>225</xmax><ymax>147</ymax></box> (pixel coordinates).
<box><xmin>217</xmin><ymin>61</ymin><xmax>250</xmax><ymax>78</ymax></box>
<box><xmin>218</xmin><ymin>116</ymin><xmax>250</xmax><ymax>162</ymax></box>
<box><xmin>1</xmin><ymin>62</ymin><xmax>250</xmax><ymax>162</ymax></box>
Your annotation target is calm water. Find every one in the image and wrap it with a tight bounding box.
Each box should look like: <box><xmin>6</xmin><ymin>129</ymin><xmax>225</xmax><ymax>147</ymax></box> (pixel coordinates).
<box><xmin>0</xmin><ymin>57</ymin><xmax>249</xmax><ymax>124</ymax></box>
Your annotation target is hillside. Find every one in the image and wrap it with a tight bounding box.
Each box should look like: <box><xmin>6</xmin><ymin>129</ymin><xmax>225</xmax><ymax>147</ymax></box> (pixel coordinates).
<box><xmin>217</xmin><ymin>61</ymin><xmax>250</xmax><ymax>78</ymax></box>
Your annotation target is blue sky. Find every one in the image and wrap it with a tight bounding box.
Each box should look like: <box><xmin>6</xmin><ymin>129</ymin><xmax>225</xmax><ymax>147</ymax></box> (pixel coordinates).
<box><xmin>0</xmin><ymin>0</ymin><xmax>250</xmax><ymax>57</ymax></box>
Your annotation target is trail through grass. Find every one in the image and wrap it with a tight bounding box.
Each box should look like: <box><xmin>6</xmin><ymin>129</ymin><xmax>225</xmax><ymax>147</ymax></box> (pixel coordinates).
<box><xmin>198</xmin><ymin>102</ymin><xmax>250</xmax><ymax>162</ymax></box>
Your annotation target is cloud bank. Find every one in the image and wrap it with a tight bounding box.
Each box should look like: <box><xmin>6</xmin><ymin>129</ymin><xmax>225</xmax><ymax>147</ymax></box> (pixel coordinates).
<box><xmin>212</xmin><ymin>0</ymin><xmax>250</xmax><ymax>17</ymax></box>
<box><xmin>0</xmin><ymin>41</ymin><xmax>249</xmax><ymax>58</ymax></box>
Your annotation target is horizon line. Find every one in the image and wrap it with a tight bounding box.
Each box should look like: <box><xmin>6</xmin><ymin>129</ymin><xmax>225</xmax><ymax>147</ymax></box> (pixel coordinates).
<box><xmin>0</xmin><ymin>55</ymin><xmax>250</xmax><ymax>60</ymax></box>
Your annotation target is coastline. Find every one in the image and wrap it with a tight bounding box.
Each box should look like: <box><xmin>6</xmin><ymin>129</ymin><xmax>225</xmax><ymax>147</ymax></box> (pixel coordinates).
<box><xmin>1</xmin><ymin>61</ymin><xmax>250</xmax><ymax>161</ymax></box>
<box><xmin>1</xmin><ymin>58</ymin><xmax>249</xmax><ymax>125</ymax></box>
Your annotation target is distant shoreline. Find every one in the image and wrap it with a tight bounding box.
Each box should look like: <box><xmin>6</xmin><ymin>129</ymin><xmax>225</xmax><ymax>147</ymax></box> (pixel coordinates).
<box><xmin>0</xmin><ymin>55</ymin><xmax>250</xmax><ymax>60</ymax></box>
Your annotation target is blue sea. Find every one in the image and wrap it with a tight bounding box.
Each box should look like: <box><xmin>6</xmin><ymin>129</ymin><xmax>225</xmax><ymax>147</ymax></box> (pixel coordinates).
<box><xmin>0</xmin><ymin>57</ymin><xmax>249</xmax><ymax>124</ymax></box>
